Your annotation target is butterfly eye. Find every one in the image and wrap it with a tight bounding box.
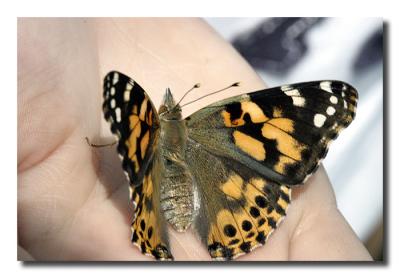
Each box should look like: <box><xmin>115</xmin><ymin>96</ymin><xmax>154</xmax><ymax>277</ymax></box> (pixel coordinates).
<box><xmin>159</xmin><ymin>105</ymin><xmax>168</xmax><ymax>115</ymax></box>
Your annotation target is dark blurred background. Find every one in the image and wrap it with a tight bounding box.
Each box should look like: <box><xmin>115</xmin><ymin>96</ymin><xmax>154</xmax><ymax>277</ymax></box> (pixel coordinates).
<box><xmin>206</xmin><ymin>17</ymin><xmax>383</xmax><ymax>260</ymax></box>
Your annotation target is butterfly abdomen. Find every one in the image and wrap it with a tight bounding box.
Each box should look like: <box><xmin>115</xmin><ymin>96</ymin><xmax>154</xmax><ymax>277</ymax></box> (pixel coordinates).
<box><xmin>159</xmin><ymin>116</ymin><xmax>195</xmax><ymax>232</ymax></box>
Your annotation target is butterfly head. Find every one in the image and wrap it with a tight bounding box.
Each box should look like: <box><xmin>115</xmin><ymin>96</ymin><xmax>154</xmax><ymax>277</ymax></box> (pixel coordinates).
<box><xmin>159</xmin><ymin>88</ymin><xmax>183</xmax><ymax>120</ymax></box>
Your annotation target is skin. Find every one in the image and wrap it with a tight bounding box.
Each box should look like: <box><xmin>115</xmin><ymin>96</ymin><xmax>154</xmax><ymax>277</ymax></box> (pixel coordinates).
<box><xmin>17</xmin><ymin>18</ymin><xmax>372</xmax><ymax>261</ymax></box>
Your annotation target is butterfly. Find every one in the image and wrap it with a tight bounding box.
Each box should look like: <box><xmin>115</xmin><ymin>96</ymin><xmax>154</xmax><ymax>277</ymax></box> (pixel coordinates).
<box><xmin>102</xmin><ymin>71</ymin><xmax>358</xmax><ymax>260</ymax></box>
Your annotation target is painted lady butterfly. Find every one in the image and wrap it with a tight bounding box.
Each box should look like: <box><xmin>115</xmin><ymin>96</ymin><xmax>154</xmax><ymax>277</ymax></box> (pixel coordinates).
<box><xmin>102</xmin><ymin>71</ymin><xmax>357</xmax><ymax>260</ymax></box>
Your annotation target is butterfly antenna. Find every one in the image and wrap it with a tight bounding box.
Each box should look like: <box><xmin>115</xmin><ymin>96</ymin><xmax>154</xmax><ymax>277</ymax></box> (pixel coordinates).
<box><xmin>180</xmin><ymin>82</ymin><xmax>240</xmax><ymax>108</ymax></box>
<box><xmin>174</xmin><ymin>83</ymin><xmax>201</xmax><ymax>108</ymax></box>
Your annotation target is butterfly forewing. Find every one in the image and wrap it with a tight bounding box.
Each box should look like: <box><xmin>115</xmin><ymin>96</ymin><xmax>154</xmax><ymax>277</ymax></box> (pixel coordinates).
<box><xmin>103</xmin><ymin>71</ymin><xmax>159</xmax><ymax>185</ymax></box>
<box><xmin>103</xmin><ymin>71</ymin><xmax>172</xmax><ymax>260</ymax></box>
<box><xmin>186</xmin><ymin>80</ymin><xmax>358</xmax><ymax>185</ymax></box>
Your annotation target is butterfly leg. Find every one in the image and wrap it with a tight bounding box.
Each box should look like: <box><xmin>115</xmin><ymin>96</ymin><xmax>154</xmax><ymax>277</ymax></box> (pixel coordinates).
<box><xmin>85</xmin><ymin>136</ymin><xmax>117</xmax><ymax>148</ymax></box>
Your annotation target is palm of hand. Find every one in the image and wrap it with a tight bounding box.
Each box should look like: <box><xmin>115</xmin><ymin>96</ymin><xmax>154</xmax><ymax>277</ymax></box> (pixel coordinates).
<box><xmin>17</xmin><ymin>18</ymin><xmax>371</xmax><ymax>261</ymax></box>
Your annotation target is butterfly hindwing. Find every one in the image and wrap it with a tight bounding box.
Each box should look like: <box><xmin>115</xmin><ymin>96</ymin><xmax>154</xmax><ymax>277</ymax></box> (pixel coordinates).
<box><xmin>186</xmin><ymin>139</ymin><xmax>291</xmax><ymax>260</ymax></box>
<box><xmin>103</xmin><ymin>71</ymin><xmax>172</xmax><ymax>260</ymax></box>
<box><xmin>186</xmin><ymin>80</ymin><xmax>358</xmax><ymax>185</ymax></box>
<box><xmin>130</xmin><ymin>154</ymin><xmax>173</xmax><ymax>260</ymax></box>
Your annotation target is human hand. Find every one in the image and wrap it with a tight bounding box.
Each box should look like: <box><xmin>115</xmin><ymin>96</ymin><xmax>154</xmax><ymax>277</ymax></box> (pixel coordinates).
<box><xmin>18</xmin><ymin>18</ymin><xmax>372</xmax><ymax>261</ymax></box>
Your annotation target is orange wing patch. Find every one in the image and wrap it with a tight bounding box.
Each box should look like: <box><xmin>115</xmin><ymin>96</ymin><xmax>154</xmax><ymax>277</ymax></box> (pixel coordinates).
<box><xmin>220</xmin><ymin>174</ymin><xmax>244</xmax><ymax>199</ymax></box>
<box><xmin>232</xmin><ymin>131</ymin><xmax>266</xmax><ymax>161</ymax></box>
<box><xmin>125</xmin><ymin>100</ymin><xmax>153</xmax><ymax>175</ymax></box>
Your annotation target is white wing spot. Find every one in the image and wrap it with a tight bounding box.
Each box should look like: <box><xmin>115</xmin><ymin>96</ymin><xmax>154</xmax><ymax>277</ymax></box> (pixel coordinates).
<box><xmin>110</xmin><ymin>98</ymin><xmax>116</xmax><ymax>108</ymax></box>
<box><xmin>342</xmin><ymin>92</ymin><xmax>346</xmax><ymax>97</ymax></box>
<box><xmin>320</xmin><ymin>81</ymin><xmax>333</xmax><ymax>93</ymax></box>
<box><xmin>330</xmin><ymin>95</ymin><xmax>338</xmax><ymax>104</ymax></box>
<box><xmin>124</xmin><ymin>90</ymin><xmax>130</xmax><ymax>102</ymax></box>
<box><xmin>293</xmin><ymin>96</ymin><xmax>305</xmax><ymax>107</ymax></box>
<box><xmin>124</xmin><ymin>83</ymin><xmax>133</xmax><ymax>102</ymax></box>
<box><xmin>281</xmin><ymin>85</ymin><xmax>293</xmax><ymax>91</ymax></box>
<box><xmin>284</xmin><ymin>88</ymin><xmax>301</xmax><ymax>97</ymax></box>
<box><xmin>284</xmin><ymin>89</ymin><xmax>305</xmax><ymax>107</ymax></box>
<box><xmin>313</xmin><ymin>114</ymin><xmax>326</xmax><ymax>128</ymax></box>
<box><xmin>111</xmin><ymin>87</ymin><xmax>116</xmax><ymax>96</ymax></box>
<box><xmin>115</xmin><ymin>107</ymin><xmax>121</xmax><ymax>122</ymax></box>
<box><xmin>326</xmin><ymin>106</ymin><xmax>336</xmax><ymax>116</ymax></box>
<box><xmin>343</xmin><ymin>100</ymin><xmax>348</xmax><ymax>109</ymax></box>
<box><xmin>113</xmin><ymin>73</ymin><xmax>119</xmax><ymax>85</ymax></box>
